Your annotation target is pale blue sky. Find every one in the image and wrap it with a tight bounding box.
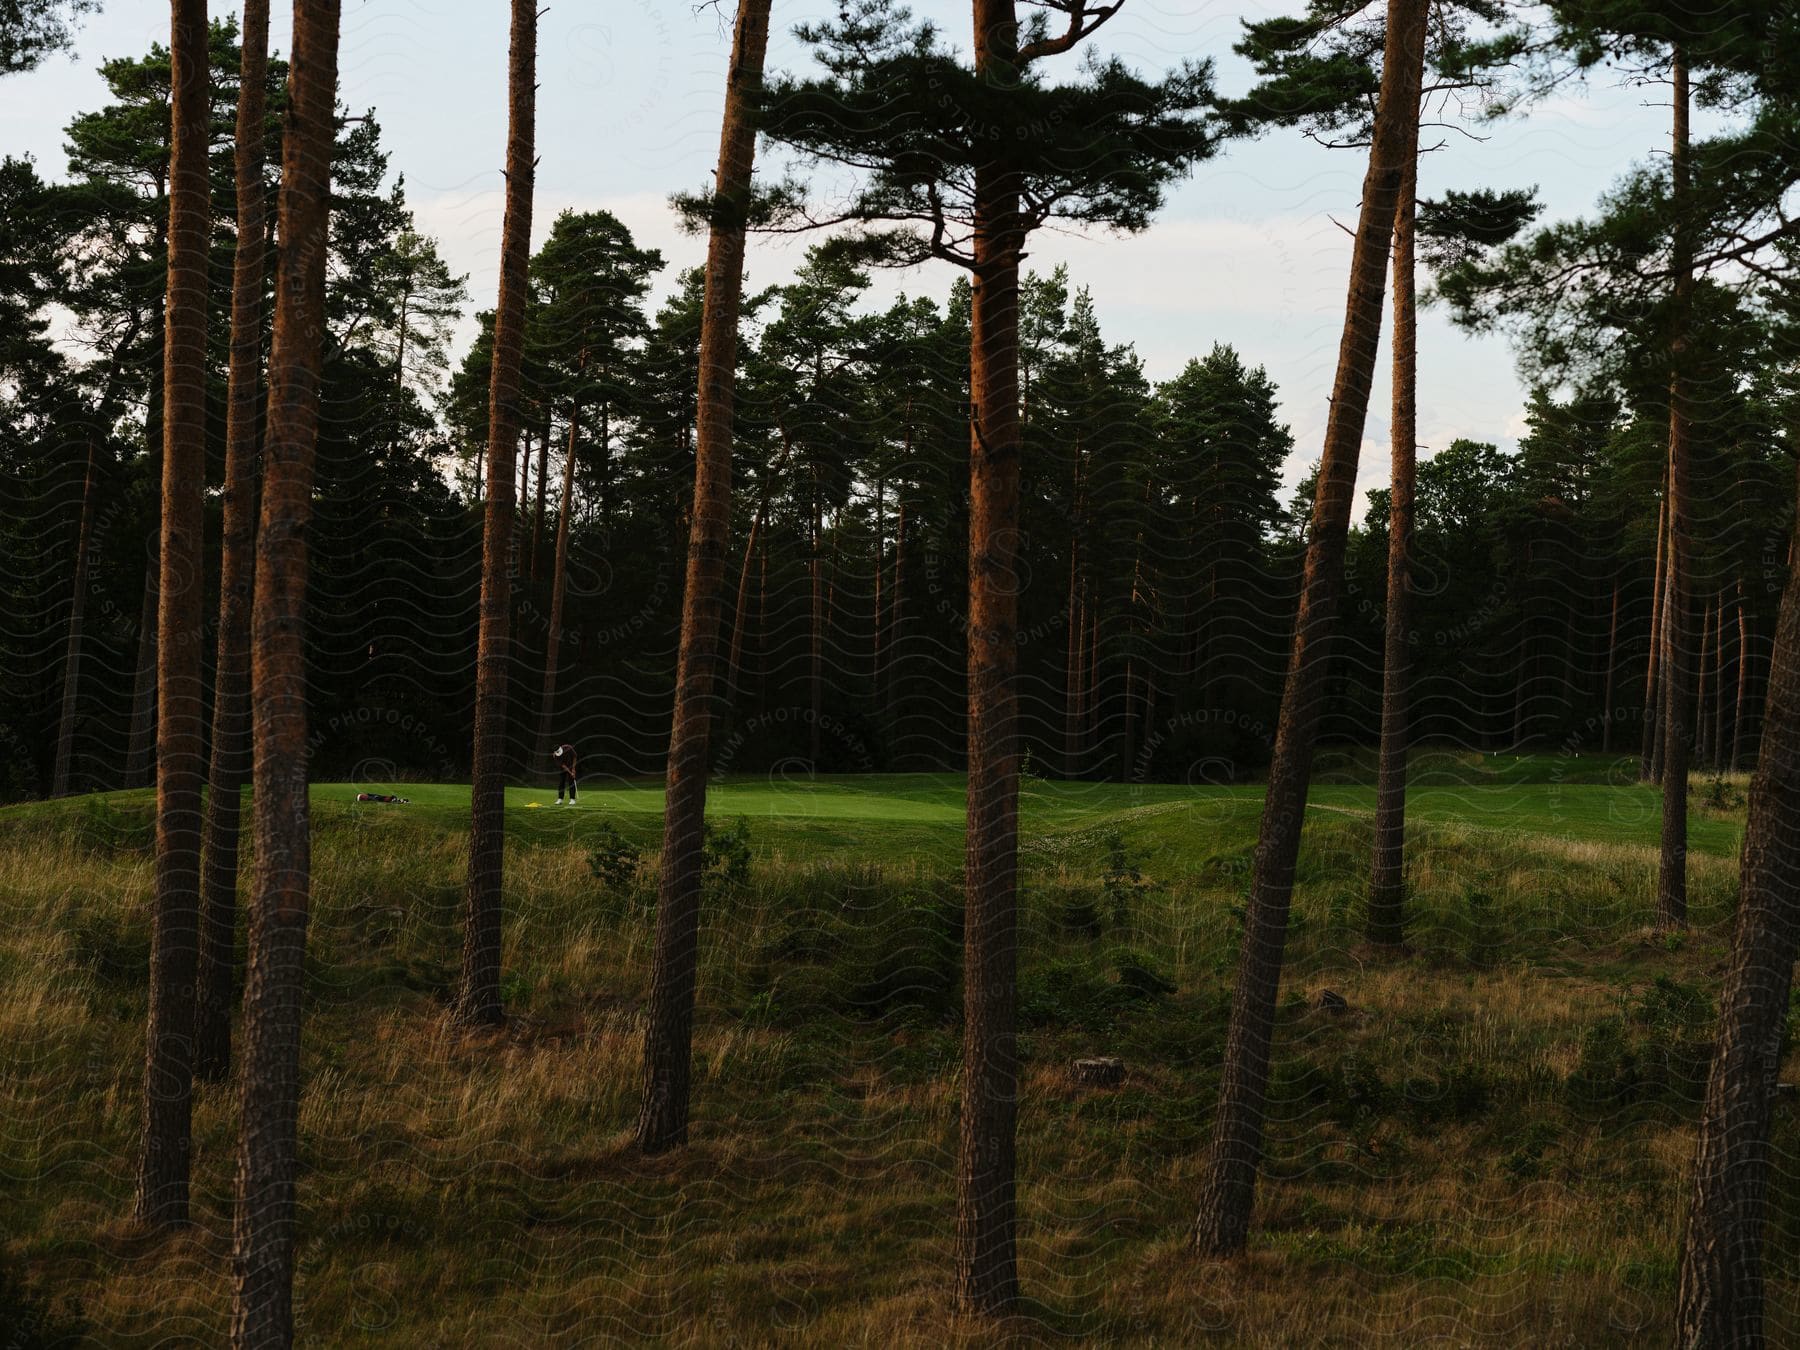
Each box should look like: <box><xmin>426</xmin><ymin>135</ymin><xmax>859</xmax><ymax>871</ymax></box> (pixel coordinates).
<box><xmin>2</xmin><ymin>1</ymin><xmax>1691</xmax><ymax>512</ymax></box>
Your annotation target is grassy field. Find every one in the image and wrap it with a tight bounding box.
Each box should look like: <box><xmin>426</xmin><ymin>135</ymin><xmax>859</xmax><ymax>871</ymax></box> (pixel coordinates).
<box><xmin>1</xmin><ymin>749</ymin><xmax>1790</xmax><ymax>1345</ymax></box>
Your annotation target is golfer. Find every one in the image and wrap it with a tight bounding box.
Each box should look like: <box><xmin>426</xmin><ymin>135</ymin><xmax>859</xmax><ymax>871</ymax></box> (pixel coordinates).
<box><xmin>555</xmin><ymin>742</ymin><xmax>578</xmax><ymax>806</ymax></box>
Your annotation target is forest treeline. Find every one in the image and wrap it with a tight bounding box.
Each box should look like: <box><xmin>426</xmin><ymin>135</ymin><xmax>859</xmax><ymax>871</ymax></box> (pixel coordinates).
<box><xmin>6</xmin><ymin>20</ymin><xmax>1795</xmax><ymax>801</ymax></box>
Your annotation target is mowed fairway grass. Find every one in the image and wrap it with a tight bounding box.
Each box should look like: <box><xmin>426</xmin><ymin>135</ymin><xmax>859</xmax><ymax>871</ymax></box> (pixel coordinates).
<box><xmin>2</xmin><ymin>749</ymin><xmax>1789</xmax><ymax>1345</ymax></box>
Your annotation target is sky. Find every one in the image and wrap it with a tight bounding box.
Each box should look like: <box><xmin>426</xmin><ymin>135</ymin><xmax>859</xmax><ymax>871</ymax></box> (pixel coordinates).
<box><xmin>0</xmin><ymin>0</ymin><xmax>1693</xmax><ymax>515</ymax></box>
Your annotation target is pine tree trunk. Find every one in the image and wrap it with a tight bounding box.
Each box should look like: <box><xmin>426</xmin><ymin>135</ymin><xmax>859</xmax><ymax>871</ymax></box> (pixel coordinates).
<box><xmin>230</xmin><ymin>1</ymin><xmax>339</xmax><ymax>1336</ymax></box>
<box><xmin>456</xmin><ymin>0</ymin><xmax>537</xmax><ymax>1028</ymax></box>
<box><xmin>1643</xmin><ymin>496</ymin><xmax>1667</xmax><ymax>779</ymax></box>
<box><xmin>1658</xmin><ymin>49</ymin><xmax>1693</xmax><ymax>931</ymax></box>
<box><xmin>1191</xmin><ymin>0</ymin><xmax>1428</xmax><ymax>1257</ymax></box>
<box><xmin>1367</xmin><ymin>135</ymin><xmax>1419</xmax><ymax>949</ymax></box>
<box><xmin>636</xmin><ymin>0</ymin><xmax>771</xmax><ymax>1154</ymax></box>
<box><xmin>1653</xmin><ymin>556</ymin><xmax>1674</xmax><ymax>786</ymax></box>
<box><xmin>954</xmin><ymin>1</ymin><xmax>1029</xmax><ymax>1311</ymax></box>
<box><xmin>51</xmin><ymin>436</ymin><xmax>100</xmax><ymax>798</ymax></box>
<box><xmin>134</xmin><ymin>0</ymin><xmax>212</xmax><ymax>1231</ymax></box>
<box><xmin>535</xmin><ymin>396</ymin><xmax>582</xmax><ymax>770</ymax></box>
<box><xmin>1675</xmin><ymin>484</ymin><xmax>1800</xmax><ymax>1346</ymax></box>
<box><xmin>195</xmin><ymin>0</ymin><xmax>270</xmax><ymax>1084</ymax></box>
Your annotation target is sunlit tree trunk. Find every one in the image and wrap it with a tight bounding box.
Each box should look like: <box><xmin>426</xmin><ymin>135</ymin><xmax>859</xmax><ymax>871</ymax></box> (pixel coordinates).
<box><xmin>134</xmin><ymin>0</ymin><xmax>211</xmax><ymax>1231</ymax></box>
<box><xmin>230</xmin><ymin>1</ymin><xmax>339</xmax><ymax>1336</ymax></box>
<box><xmin>1367</xmin><ymin>133</ymin><xmax>1418</xmax><ymax>949</ymax></box>
<box><xmin>955</xmin><ymin>0</ymin><xmax>1029</xmax><ymax>1312</ymax></box>
<box><xmin>1191</xmin><ymin>0</ymin><xmax>1428</xmax><ymax>1257</ymax></box>
<box><xmin>636</xmin><ymin>0</ymin><xmax>772</xmax><ymax>1154</ymax></box>
<box><xmin>1653</xmin><ymin>556</ymin><xmax>1674</xmax><ymax>785</ymax></box>
<box><xmin>195</xmin><ymin>0</ymin><xmax>270</xmax><ymax>1084</ymax></box>
<box><xmin>455</xmin><ymin>0</ymin><xmax>537</xmax><ymax>1028</ymax></box>
<box><xmin>1643</xmin><ymin>495</ymin><xmax>1667</xmax><ymax>780</ymax></box>
<box><xmin>1658</xmin><ymin>48</ymin><xmax>1693</xmax><ymax>931</ymax></box>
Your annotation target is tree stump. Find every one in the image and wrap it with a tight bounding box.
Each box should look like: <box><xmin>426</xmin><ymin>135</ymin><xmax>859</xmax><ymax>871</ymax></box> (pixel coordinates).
<box><xmin>1070</xmin><ymin>1056</ymin><xmax>1125</xmax><ymax>1088</ymax></box>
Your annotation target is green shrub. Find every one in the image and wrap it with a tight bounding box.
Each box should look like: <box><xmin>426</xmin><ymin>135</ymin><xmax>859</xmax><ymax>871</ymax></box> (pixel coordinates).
<box><xmin>1100</xmin><ymin>830</ymin><xmax>1149</xmax><ymax>926</ymax></box>
<box><xmin>584</xmin><ymin>820</ymin><xmax>643</xmax><ymax>891</ymax></box>
<box><xmin>703</xmin><ymin>817</ymin><xmax>753</xmax><ymax>892</ymax></box>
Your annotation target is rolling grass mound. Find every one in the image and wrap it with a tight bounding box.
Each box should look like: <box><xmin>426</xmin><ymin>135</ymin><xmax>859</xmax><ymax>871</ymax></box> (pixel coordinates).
<box><xmin>2</xmin><ymin>757</ymin><xmax>1788</xmax><ymax>1344</ymax></box>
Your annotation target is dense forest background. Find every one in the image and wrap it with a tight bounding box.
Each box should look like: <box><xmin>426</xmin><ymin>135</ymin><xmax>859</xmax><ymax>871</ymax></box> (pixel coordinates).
<box><xmin>3</xmin><ymin>18</ymin><xmax>1794</xmax><ymax>802</ymax></box>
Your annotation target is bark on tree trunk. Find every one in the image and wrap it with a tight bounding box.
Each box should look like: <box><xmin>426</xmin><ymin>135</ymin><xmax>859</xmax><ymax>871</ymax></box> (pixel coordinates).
<box><xmin>52</xmin><ymin>436</ymin><xmax>100</xmax><ymax>798</ymax></box>
<box><xmin>956</xmin><ymin>0</ymin><xmax>1028</xmax><ymax>1312</ymax></box>
<box><xmin>1643</xmin><ymin>496</ymin><xmax>1667</xmax><ymax>780</ymax></box>
<box><xmin>1367</xmin><ymin>137</ymin><xmax>1419</xmax><ymax>949</ymax></box>
<box><xmin>455</xmin><ymin>0</ymin><xmax>537</xmax><ymax>1028</ymax></box>
<box><xmin>1191</xmin><ymin>0</ymin><xmax>1428</xmax><ymax>1257</ymax></box>
<box><xmin>195</xmin><ymin>0</ymin><xmax>270</xmax><ymax>1085</ymax></box>
<box><xmin>134</xmin><ymin>0</ymin><xmax>212</xmax><ymax>1232</ymax></box>
<box><xmin>1654</xmin><ymin>556</ymin><xmax>1674</xmax><ymax>786</ymax></box>
<box><xmin>535</xmin><ymin>396</ymin><xmax>582</xmax><ymax>770</ymax></box>
<box><xmin>230</xmin><ymin>2</ymin><xmax>339</xmax><ymax>1337</ymax></box>
<box><xmin>1675</xmin><ymin>489</ymin><xmax>1800</xmax><ymax>1346</ymax></box>
<box><xmin>1658</xmin><ymin>49</ymin><xmax>1693</xmax><ymax>931</ymax></box>
<box><xmin>636</xmin><ymin>0</ymin><xmax>771</xmax><ymax>1154</ymax></box>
